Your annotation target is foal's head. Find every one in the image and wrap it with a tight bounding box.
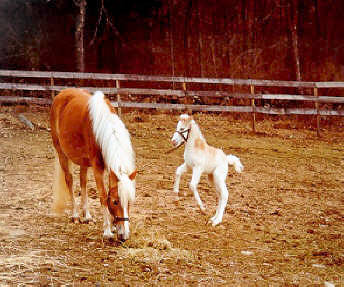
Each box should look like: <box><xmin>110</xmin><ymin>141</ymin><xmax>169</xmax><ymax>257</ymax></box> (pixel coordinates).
<box><xmin>107</xmin><ymin>170</ymin><xmax>136</xmax><ymax>241</ymax></box>
<box><xmin>171</xmin><ymin>114</ymin><xmax>193</xmax><ymax>147</ymax></box>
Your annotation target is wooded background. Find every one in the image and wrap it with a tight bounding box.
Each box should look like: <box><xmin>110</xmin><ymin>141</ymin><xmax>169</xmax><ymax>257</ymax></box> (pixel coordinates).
<box><xmin>1</xmin><ymin>0</ymin><xmax>344</xmax><ymax>84</ymax></box>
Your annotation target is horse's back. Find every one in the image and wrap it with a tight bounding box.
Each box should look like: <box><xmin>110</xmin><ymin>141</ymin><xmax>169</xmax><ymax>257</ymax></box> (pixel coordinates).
<box><xmin>50</xmin><ymin>88</ymin><xmax>93</xmax><ymax>165</ymax></box>
<box><xmin>51</xmin><ymin>88</ymin><xmax>90</xmax><ymax>117</ymax></box>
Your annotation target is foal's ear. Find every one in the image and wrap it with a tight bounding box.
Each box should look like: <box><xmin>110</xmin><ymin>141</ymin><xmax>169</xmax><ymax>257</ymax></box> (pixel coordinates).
<box><xmin>129</xmin><ymin>169</ymin><xmax>137</xmax><ymax>181</ymax></box>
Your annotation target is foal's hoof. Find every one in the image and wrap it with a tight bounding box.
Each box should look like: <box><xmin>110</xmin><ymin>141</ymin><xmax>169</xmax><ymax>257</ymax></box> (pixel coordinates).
<box><xmin>208</xmin><ymin>218</ymin><xmax>221</xmax><ymax>226</ymax></box>
<box><xmin>200</xmin><ymin>207</ymin><xmax>206</xmax><ymax>215</ymax></box>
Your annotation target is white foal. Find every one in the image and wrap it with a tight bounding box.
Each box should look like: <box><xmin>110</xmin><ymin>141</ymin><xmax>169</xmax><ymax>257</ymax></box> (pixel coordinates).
<box><xmin>171</xmin><ymin>114</ymin><xmax>243</xmax><ymax>226</ymax></box>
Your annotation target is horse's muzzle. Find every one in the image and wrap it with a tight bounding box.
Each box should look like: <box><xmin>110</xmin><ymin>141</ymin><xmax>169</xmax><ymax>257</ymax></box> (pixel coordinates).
<box><xmin>118</xmin><ymin>234</ymin><xmax>127</xmax><ymax>242</ymax></box>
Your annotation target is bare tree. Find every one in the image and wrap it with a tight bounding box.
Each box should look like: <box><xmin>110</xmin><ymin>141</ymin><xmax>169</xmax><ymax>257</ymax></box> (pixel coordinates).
<box><xmin>183</xmin><ymin>0</ymin><xmax>192</xmax><ymax>77</ymax></box>
<box><xmin>168</xmin><ymin>0</ymin><xmax>175</xmax><ymax>81</ymax></box>
<box><xmin>74</xmin><ymin>0</ymin><xmax>86</xmax><ymax>72</ymax></box>
<box><xmin>89</xmin><ymin>0</ymin><xmax>123</xmax><ymax>46</ymax></box>
<box><xmin>196</xmin><ymin>0</ymin><xmax>204</xmax><ymax>78</ymax></box>
<box><xmin>289</xmin><ymin>0</ymin><xmax>301</xmax><ymax>81</ymax></box>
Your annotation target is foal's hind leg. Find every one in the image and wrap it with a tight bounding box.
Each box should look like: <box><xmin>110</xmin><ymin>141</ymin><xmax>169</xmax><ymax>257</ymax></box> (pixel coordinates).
<box><xmin>80</xmin><ymin>166</ymin><xmax>93</xmax><ymax>223</ymax></box>
<box><xmin>57</xmin><ymin>153</ymin><xmax>79</xmax><ymax>222</ymax></box>
<box><xmin>190</xmin><ymin>167</ymin><xmax>206</xmax><ymax>214</ymax></box>
<box><xmin>208</xmin><ymin>174</ymin><xmax>220</xmax><ymax>222</ymax></box>
<box><xmin>210</xmin><ymin>169</ymin><xmax>229</xmax><ymax>226</ymax></box>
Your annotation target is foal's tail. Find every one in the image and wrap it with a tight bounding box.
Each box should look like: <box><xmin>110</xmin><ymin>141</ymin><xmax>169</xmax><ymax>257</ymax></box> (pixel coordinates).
<box><xmin>227</xmin><ymin>154</ymin><xmax>244</xmax><ymax>173</ymax></box>
<box><xmin>52</xmin><ymin>152</ymin><xmax>71</xmax><ymax>215</ymax></box>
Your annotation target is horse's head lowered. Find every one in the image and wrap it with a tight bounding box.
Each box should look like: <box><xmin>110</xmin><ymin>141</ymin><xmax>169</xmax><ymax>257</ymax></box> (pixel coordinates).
<box><xmin>171</xmin><ymin>114</ymin><xmax>193</xmax><ymax>147</ymax></box>
<box><xmin>107</xmin><ymin>169</ymin><xmax>137</xmax><ymax>241</ymax></box>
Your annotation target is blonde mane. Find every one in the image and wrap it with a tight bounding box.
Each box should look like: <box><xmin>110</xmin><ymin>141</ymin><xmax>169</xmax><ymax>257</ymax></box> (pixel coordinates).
<box><xmin>88</xmin><ymin>91</ymin><xmax>136</xmax><ymax>204</ymax></box>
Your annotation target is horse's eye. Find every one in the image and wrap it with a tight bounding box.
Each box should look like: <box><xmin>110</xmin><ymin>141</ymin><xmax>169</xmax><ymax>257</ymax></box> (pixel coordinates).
<box><xmin>113</xmin><ymin>200</ymin><xmax>119</xmax><ymax>206</ymax></box>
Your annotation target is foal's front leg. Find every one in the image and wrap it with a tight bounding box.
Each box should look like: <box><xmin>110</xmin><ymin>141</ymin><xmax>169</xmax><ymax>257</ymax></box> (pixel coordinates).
<box><xmin>190</xmin><ymin>167</ymin><xmax>206</xmax><ymax>214</ymax></box>
<box><xmin>173</xmin><ymin>162</ymin><xmax>187</xmax><ymax>194</ymax></box>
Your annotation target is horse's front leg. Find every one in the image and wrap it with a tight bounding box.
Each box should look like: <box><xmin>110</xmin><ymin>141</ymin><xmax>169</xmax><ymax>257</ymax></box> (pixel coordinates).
<box><xmin>79</xmin><ymin>166</ymin><xmax>93</xmax><ymax>223</ymax></box>
<box><xmin>190</xmin><ymin>167</ymin><xmax>206</xmax><ymax>214</ymax></box>
<box><xmin>92</xmin><ymin>160</ymin><xmax>113</xmax><ymax>239</ymax></box>
<box><xmin>173</xmin><ymin>162</ymin><xmax>187</xmax><ymax>194</ymax></box>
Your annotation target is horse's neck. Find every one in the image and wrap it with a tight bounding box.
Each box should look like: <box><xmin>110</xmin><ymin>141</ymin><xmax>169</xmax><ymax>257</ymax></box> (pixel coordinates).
<box><xmin>187</xmin><ymin>121</ymin><xmax>205</xmax><ymax>144</ymax></box>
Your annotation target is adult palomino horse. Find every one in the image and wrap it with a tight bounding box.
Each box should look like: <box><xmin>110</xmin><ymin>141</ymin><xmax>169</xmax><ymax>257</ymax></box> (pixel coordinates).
<box><xmin>171</xmin><ymin>114</ymin><xmax>243</xmax><ymax>226</ymax></box>
<box><xmin>50</xmin><ymin>88</ymin><xmax>136</xmax><ymax>241</ymax></box>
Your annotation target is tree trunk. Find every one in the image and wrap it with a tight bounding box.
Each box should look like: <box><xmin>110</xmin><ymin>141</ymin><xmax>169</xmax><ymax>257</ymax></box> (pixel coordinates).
<box><xmin>75</xmin><ymin>0</ymin><xmax>86</xmax><ymax>72</ymax></box>
<box><xmin>168</xmin><ymin>0</ymin><xmax>175</xmax><ymax>84</ymax></box>
<box><xmin>289</xmin><ymin>0</ymin><xmax>301</xmax><ymax>82</ymax></box>
<box><xmin>224</xmin><ymin>7</ymin><xmax>231</xmax><ymax>77</ymax></box>
<box><xmin>197</xmin><ymin>0</ymin><xmax>204</xmax><ymax>79</ymax></box>
<box><xmin>210</xmin><ymin>5</ymin><xmax>218</xmax><ymax>79</ymax></box>
<box><xmin>183</xmin><ymin>0</ymin><xmax>192</xmax><ymax>78</ymax></box>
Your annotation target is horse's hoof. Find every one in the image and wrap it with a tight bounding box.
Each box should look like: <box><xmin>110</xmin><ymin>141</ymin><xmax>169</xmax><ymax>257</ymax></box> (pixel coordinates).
<box><xmin>72</xmin><ymin>217</ymin><xmax>80</xmax><ymax>224</ymax></box>
<box><xmin>200</xmin><ymin>207</ymin><xmax>206</xmax><ymax>215</ymax></box>
<box><xmin>103</xmin><ymin>231</ymin><xmax>115</xmax><ymax>240</ymax></box>
<box><xmin>80</xmin><ymin>218</ymin><xmax>91</xmax><ymax>224</ymax></box>
<box><xmin>103</xmin><ymin>237</ymin><xmax>116</xmax><ymax>244</ymax></box>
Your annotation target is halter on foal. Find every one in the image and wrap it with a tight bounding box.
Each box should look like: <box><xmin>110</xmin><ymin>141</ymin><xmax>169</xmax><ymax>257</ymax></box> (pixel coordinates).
<box><xmin>50</xmin><ymin>88</ymin><xmax>136</xmax><ymax>241</ymax></box>
<box><xmin>171</xmin><ymin>114</ymin><xmax>243</xmax><ymax>226</ymax></box>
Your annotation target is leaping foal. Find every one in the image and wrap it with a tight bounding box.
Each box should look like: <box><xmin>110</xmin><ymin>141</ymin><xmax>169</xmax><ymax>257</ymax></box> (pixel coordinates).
<box><xmin>171</xmin><ymin>114</ymin><xmax>243</xmax><ymax>226</ymax></box>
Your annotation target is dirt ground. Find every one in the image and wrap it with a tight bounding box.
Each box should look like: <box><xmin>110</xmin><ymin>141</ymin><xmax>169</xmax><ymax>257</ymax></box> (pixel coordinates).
<box><xmin>0</xmin><ymin>106</ymin><xmax>343</xmax><ymax>286</ymax></box>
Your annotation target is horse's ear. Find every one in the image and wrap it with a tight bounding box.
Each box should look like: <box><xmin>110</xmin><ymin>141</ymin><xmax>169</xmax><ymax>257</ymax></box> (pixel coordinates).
<box><xmin>129</xmin><ymin>170</ymin><xmax>137</xmax><ymax>181</ymax></box>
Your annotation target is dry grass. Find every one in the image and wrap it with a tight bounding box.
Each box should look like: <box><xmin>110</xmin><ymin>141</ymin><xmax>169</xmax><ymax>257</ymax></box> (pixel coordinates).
<box><xmin>0</xmin><ymin>106</ymin><xmax>343</xmax><ymax>286</ymax></box>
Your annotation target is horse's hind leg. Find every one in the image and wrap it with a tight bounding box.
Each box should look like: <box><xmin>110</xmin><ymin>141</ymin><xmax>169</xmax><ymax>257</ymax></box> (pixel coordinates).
<box><xmin>57</xmin><ymin>152</ymin><xmax>79</xmax><ymax>222</ymax></box>
<box><xmin>80</xmin><ymin>166</ymin><xmax>93</xmax><ymax>223</ymax></box>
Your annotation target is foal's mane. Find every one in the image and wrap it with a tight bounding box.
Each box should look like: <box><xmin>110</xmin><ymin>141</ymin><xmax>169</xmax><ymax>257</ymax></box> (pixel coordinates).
<box><xmin>180</xmin><ymin>114</ymin><xmax>204</xmax><ymax>140</ymax></box>
<box><xmin>88</xmin><ymin>91</ymin><xmax>135</xmax><ymax>179</ymax></box>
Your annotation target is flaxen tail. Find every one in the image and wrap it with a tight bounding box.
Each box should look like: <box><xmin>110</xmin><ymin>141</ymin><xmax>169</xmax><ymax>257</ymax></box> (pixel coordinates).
<box><xmin>52</xmin><ymin>152</ymin><xmax>71</xmax><ymax>215</ymax></box>
<box><xmin>227</xmin><ymin>154</ymin><xmax>244</xmax><ymax>173</ymax></box>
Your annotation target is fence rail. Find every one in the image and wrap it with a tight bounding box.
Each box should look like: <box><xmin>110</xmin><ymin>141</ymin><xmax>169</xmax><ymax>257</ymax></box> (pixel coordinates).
<box><xmin>0</xmin><ymin>69</ymin><xmax>344</xmax><ymax>136</ymax></box>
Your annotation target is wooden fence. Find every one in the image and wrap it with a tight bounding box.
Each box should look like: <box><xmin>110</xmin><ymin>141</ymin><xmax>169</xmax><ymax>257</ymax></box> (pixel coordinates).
<box><xmin>0</xmin><ymin>69</ymin><xmax>344</xmax><ymax>136</ymax></box>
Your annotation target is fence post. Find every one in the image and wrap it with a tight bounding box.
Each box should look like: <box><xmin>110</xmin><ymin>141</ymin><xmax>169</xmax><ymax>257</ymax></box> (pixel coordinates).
<box><xmin>182</xmin><ymin>82</ymin><xmax>191</xmax><ymax>113</ymax></box>
<box><xmin>250</xmin><ymin>85</ymin><xmax>256</xmax><ymax>133</ymax></box>
<box><xmin>182</xmin><ymin>82</ymin><xmax>187</xmax><ymax>95</ymax></box>
<box><xmin>50</xmin><ymin>77</ymin><xmax>55</xmax><ymax>99</ymax></box>
<box><xmin>116</xmin><ymin>80</ymin><xmax>121</xmax><ymax>117</ymax></box>
<box><xmin>314</xmin><ymin>87</ymin><xmax>320</xmax><ymax>137</ymax></box>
